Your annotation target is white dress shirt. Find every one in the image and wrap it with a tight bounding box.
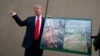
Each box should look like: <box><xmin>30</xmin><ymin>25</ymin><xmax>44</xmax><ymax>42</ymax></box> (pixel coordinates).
<box><xmin>35</xmin><ymin>15</ymin><xmax>42</xmax><ymax>35</ymax></box>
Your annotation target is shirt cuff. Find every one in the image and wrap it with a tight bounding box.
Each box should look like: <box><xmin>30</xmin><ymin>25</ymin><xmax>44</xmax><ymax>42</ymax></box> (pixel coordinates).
<box><xmin>12</xmin><ymin>12</ymin><xmax>16</xmax><ymax>16</ymax></box>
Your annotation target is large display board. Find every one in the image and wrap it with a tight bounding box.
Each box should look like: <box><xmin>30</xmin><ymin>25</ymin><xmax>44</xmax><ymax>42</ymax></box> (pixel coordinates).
<box><xmin>40</xmin><ymin>17</ymin><xmax>92</xmax><ymax>55</ymax></box>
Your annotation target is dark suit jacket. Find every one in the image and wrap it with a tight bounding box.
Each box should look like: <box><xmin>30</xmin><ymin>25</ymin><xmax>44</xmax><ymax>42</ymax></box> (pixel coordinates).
<box><xmin>12</xmin><ymin>15</ymin><xmax>45</xmax><ymax>48</ymax></box>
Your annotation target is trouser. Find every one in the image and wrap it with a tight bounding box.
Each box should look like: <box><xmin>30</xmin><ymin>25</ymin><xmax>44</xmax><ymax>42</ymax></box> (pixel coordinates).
<box><xmin>24</xmin><ymin>41</ymin><xmax>43</xmax><ymax>56</ymax></box>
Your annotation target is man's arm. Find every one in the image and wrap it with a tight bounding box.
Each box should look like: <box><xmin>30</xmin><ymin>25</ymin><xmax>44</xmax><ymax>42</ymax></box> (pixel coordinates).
<box><xmin>9</xmin><ymin>10</ymin><xmax>27</xmax><ymax>26</ymax></box>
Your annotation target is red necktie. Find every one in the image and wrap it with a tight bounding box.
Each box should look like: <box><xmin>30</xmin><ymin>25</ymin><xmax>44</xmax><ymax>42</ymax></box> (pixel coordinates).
<box><xmin>34</xmin><ymin>16</ymin><xmax>40</xmax><ymax>40</ymax></box>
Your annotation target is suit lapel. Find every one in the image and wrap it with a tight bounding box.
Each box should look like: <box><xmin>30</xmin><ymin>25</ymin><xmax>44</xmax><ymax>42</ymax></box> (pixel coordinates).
<box><xmin>39</xmin><ymin>17</ymin><xmax>45</xmax><ymax>38</ymax></box>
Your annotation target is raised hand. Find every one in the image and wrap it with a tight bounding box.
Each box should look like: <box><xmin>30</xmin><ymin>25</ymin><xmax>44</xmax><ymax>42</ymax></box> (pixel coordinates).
<box><xmin>9</xmin><ymin>10</ymin><xmax>16</xmax><ymax>15</ymax></box>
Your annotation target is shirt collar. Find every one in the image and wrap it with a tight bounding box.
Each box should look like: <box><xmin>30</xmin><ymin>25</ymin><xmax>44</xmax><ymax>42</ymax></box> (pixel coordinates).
<box><xmin>36</xmin><ymin>15</ymin><xmax>42</xmax><ymax>18</ymax></box>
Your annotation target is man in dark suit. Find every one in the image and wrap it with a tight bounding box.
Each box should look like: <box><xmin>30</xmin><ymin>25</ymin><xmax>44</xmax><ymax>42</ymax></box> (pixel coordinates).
<box><xmin>9</xmin><ymin>5</ymin><xmax>45</xmax><ymax>56</ymax></box>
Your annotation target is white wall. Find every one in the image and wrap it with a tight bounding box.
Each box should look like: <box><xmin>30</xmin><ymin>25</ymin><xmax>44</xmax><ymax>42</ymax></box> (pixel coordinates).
<box><xmin>0</xmin><ymin>0</ymin><xmax>100</xmax><ymax>56</ymax></box>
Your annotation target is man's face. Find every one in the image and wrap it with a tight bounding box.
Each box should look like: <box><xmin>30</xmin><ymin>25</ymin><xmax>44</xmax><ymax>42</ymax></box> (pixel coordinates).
<box><xmin>34</xmin><ymin>5</ymin><xmax>42</xmax><ymax>16</ymax></box>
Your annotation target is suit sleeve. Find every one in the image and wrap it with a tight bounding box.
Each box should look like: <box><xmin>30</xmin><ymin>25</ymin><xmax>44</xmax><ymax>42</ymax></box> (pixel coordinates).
<box><xmin>12</xmin><ymin>15</ymin><xmax>27</xmax><ymax>26</ymax></box>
